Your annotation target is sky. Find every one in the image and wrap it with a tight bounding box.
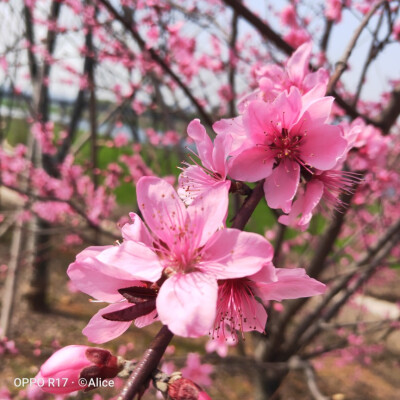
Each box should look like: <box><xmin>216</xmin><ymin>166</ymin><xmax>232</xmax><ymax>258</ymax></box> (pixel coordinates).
<box><xmin>0</xmin><ymin>0</ymin><xmax>399</xmax><ymax>106</ymax></box>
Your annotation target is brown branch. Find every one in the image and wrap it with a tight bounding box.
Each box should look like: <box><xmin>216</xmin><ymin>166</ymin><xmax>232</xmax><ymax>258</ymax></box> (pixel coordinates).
<box><xmin>320</xmin><ymin>19</ymin><xmax>333</xmax><ymax>53</ymax></box>
<box><xmin>228</xmin><ymin>4</ymin><xmax>239</xmax><ymax>117</ymax></box>
<box><xmin>118</xmin><ymin>325</ymin><xmax>173</xmax><ymax>400</ymax></box>
<box><xmin>351</xmin><ymin>9</ymin><xmax>385</xmax><ymax>107</ymax></box>
<box><xmin>296</xmin><ymin>229</ymin><xmax>400</xmax><ymax>351</ymax></box>
<box><xmin>282</xmin><ymin>218</ymin><xmax>400</xmax><ymax>357</ymax></box>
<box><xmin>222</xmin><ymin>0</ymin><xmax>387</xmax><ymax>129</ymax></box>
<box><xmin>23</xmin><ymin>5</ymin><xmax>38</xmax><ymax>82</ymax></box>
<box><xmin>288</xmin><ymin>357</ymin><xmax>329</xmax><ymax>400</ymax></box>
<box><xmin>222</xmin><ymin>0</ymin><xmax>293</xmax><ymax>55</ymax></box>
<box><xmin>231</xmin><ymin>180</ymin><xmax>265</xmax><ymax>230</ymax></box>
<box><xmin>86</xmin><ymin>4</ymin><xmax>98</xmax><ymax>188</ymax></box>
<box><xmin>2</xmin><ymin>183</ymin><xmax>119</xmax><ymax>240</ymax></box>
<box><xmin>272</xmin><ymin>223</ymin><xmax>286</xmax><ymax>267</ymax></box>
<box><xmin>265</xmin><ymin>188</ymin><xmax>356</xmax><ymax>358</ymax></box>
<box><xmin>97</xmin><ymin>0</ymin><xmax>213</xmax><ymax>128</ymax></box>
<box><xmin>372</xmin><ymin>83</ymin><xmax>400</xmax><ymax>134</ymax></box>
<box><xmin>326</xmin><ymin>0</ymin><xmax>386</xmax><ymax>94</ymax></box>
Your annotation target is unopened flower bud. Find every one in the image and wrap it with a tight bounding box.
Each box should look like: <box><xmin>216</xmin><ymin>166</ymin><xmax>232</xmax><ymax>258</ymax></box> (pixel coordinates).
<box><xmin>35</xmin><ymin>345</ymin><xmax>122</xmax><ymax>394</ymax></box>
<box><xmin>168</xmin><ymin>377</ymin><xmax>212</xmax><ymax>400</ymax></box>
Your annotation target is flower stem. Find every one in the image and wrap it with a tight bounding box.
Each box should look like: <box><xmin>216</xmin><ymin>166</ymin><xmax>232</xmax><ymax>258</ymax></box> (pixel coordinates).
<box><xmin>231</xmin><ymin>180</ymin><xmax>265</xmax><ymax>230</ymax></box>
<box><xmin>118</xmin><ymin>325</ymin><xmax>174</xmax><ymax>400</ymax></box>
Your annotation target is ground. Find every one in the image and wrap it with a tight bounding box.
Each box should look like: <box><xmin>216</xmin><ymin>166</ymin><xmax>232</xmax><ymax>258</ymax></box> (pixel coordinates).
<box><xmin>1</xmin><ymin>240</ymin><xmax>400</xmax><ymax>400</ymax></box>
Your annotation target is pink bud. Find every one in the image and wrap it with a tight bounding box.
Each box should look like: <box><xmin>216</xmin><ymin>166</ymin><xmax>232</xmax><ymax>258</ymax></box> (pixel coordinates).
<box><xmin>35</xmin><ymin>345</ymin><xmax>121</xmax><ymax>394</ymax></box>
<box><xmin>168</xmin><ymin>378</ymin><xmax>212</xmax><ymax>400</ymax></box>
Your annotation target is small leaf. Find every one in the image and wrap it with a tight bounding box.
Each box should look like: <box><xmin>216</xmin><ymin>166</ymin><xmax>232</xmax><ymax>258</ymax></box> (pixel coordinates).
<box><xmin>118</xmin><ymin>286</ymin><xmax>158</xmax><ymax>303</ymax></box>
<box><xmin>102</xmin><ymin>300</ymin><xmax>156</xmax><ymax>321</ymax></box>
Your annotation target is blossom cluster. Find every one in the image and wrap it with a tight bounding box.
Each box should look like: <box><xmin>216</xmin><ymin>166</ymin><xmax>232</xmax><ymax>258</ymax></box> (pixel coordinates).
<box><xmin>179</xmin><ymin>42</ymin><xmax>360</xmax><ymax>231</ymax></box>
<box><xmin>65</xmin><ymin>42</ymin><xmax>378</xmax><ymax>345</ymax></box>
<box><xmin>34</xmin><ymin>41</ymin><xmax>395</xmax><ymax>399</ymax></box>
<box><xmin>68</xmin><ymin>176</ymin><xmax>325</xmax><ymax>342</ymax></box>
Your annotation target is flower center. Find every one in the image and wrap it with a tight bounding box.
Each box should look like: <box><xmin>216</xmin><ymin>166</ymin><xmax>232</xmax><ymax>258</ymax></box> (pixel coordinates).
<box><xmin>269</xmin><ymin>128</ymin><xmax>303</xmax><ymax>162</ymax></box>
<box><xmin>212</xmin><ymin>279</ymin><xmax>263</xmax><ymax>341</ymax></box>
<box><xmin>157</xmin><ymin>232</ymin><xmax>202</xmax><ymax>276</ymax></box>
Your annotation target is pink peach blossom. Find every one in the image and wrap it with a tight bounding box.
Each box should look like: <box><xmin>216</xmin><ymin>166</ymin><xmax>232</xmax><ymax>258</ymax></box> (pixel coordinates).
<box><xmin>212</xmin><ymin>262</ymin><xmax>326</xmax><ymax>340</ymax></box>
<box><xmin>230</xmin><ymin>87</ymin><xmax>347</xmax><ymax>212</ymax></box>
<box><xmin>238</xmin><ymin>42</ymin><xmax>329</xmax><ymax>112</ymax></box>
<box><xmin>178</xmin><ymin>119</ymin><xmax>232</xmax><ymax>205</ymax></box>
<box><xmin>69</xmin><ymin>177</ymin><xmax>273</xmax><ymax>339</ymax></box>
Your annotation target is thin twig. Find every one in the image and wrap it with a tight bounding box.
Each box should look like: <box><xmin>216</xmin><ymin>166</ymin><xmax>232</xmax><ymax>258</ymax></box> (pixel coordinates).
<box><xmin>326</xmin><ymin>0</ymin><xmax>386</xmax><ymax>94</ymax></box>
<box><xmin>97</xmin><ymin>0</ymin><xmax>214</xmax><ymax>128</ymax></box>
<box><xmin>282</xmin><ymin>218</ymin><xmax>400</xmax><ymax>357</ymax></box>
<box><xmin>352</xmin><ymin>7</ymin><xmax>386</xmax><ymax>106</ymax></box>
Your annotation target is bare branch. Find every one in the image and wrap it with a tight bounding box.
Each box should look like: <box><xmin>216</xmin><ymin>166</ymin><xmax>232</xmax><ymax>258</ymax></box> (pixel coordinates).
<box><xmin>97</xmin><ymin>0</ymin><xmax>214</xmax><ymax>128</ymax></box>
<box><xmin>282</xmin><ymin>219</ymin><xmax>400</xmax><ymax>357</ymax></box>
<box><xmin>372</xmin><ymin>83</ymin><xmax>400</xmax><ymax>134</ymax></box>
<box><xmin>296</xmin><ymin>228</ymin><xmax>400</xmax><ymax>350</ymax></box>
<box><xmin>222</xmin><ymin>0</ymin><xmax>388</xmax><ymax>129</ymax></box>
<box><xmin>326</xmin><ymin>0</ymin><xmax>386</xmax><ymax>94</ymax></box>
<box><xmin>222</xmin><ymin>0</ymin><xmax>293</xmax><ymax>55</ymax></box>
<box><xmin>228</xmin><ymin>4</ymin><xmax>240</xmax><ymax>117</ymax></box>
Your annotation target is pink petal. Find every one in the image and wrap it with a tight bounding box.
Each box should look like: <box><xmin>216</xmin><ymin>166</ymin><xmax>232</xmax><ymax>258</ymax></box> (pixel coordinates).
<box><xmin>249</xmin><ymin>261</ymin><xmax>277</xmax><ymax>284</ymax></box>
<box><xmin>121</xmin><ymin>212</ymin><xmax>153</xmax><ymax>246</ymax></box>
<box><xmin>242</xmin><ymin>101</ymin><xmax>274</xmax><ymax>144</ymax></box>
<box><xmin>75</xmin><ymin>245</ymin><xmax>113</xmax><ymax>262</ymax></box>
<box><xmin>269</xmin><ymin>88</ymin><xmax>303</xmax><ymax>128</ymax></box>
<box><xmin>264</xmin><ymin>161</ymin><xmax>300</xmax><ymax>212</ymax></box>
<box><xmin>83</xmin><ymin>303</ymin><xmax>133</xmax><ymax>343</ymax></box>
<box><xmin>278</xmin><ymin>179</ymin><xmax>324</xmax><ymax>231</ymax></box>
<box><xmin>135</xmin><ymin>309</ymin><xmax>159</xmax><ymax>328</ymax></box>
<box><xmin>298</xmin><ymin>96</ymin><xmax>335</xmax><ymax>126</ymax></box>
<box><xmin>212</xmin><ymin>116</ymin><xmax>248</xmax><ymax>156</ymax></box>
<box><xmin>301</xmin><ymin>124</ymin><xmax>347</xmax><ymax>170</ymax></box>
<box><xmin>241</xmin><ymin>297</ymin><xmax>268</xmax><ymax>333</ymax></box>
<box><xmin>156</xmin><ymin>273</ymin><xmax>218</xmax><ymax>337</ymax></box>
<box><xmin>255</xmin><ymin>268</ymin><xmax>326</xmax><ymax>302</ymax></box>
<box><xmin>212</xmin><ymin>132</ymin><xmax>232</xmax><ymax>176</ymax></box>
<box><xmin>203</xmin><ymin>229</ymin><xmax>273</xmax><ymax>279</ymax></box>
<box><xmin>237</xmin><ymin>89</ymin><xmax>262</xmax><ymax>113</ymax></box>
<box><xmin>67</xmin><ymin>256</ymin><xmax>139</xmax><ymax>302</ymax></box>
<box><xmin>298</xmin><ymin>180</ymin><xmax>324</xmax><ymax>226</ymax></box>
<box><xmin>178</xmin><ymin>165</ymin><xmax>215</xmax><ymax>205</ymax></box>
<box><xmin>187</xmin><ymin>119</ymin><xmax>214</xmax><ymax>170</ymax></box>
<box><xmin>286</xmin><ymin>42</ymin><xmax>312</xmax><ymax>85</ymax></box>
<box><xmin>187</xmin><ymin>182</ymin><xmax>229</xmax><ymax>247</ymax></box>
<box><xmin>41</xmin><ymin>345</ymin><xmax>91</xmax><ymax>376</ymax></box>
<box><xmin>229</xmin><ymin>147</ymin><xmax>274</xmax><ymax>182</ymax></box>
<box><xmin>137</xmin><ymin>176</ymin><xmax>188</xmax><ymax>247</ymax></box>
<box><xmin>96</xmin><ymin>241</ymin><xmax>163</xmax><ymax>282</ymax></box>
<box><xmin>302</xmin><ymin>68</ymin><xmax>329</xmax><ymax>99</ymax></box>
<box><xmin>178</xmin><ymin>165</ymin><xmax>230</xmax><ymax>207</ymax></box>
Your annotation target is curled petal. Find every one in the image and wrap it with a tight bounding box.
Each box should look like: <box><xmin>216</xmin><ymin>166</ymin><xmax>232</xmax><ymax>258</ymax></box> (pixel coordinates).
<box><xmin>254</xmin><ymin>268</ymin><xmax>326</xmax><ymax>302</ymax></box>
<box><xmin>121</xmin><ymin>212</ymin><xmax>153</xmax><ymax>246</ymax></box>
<box><xmin>187</xmin><ymin>119</ymin><xmax>214</xmax><ymax>170</ymax></box>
